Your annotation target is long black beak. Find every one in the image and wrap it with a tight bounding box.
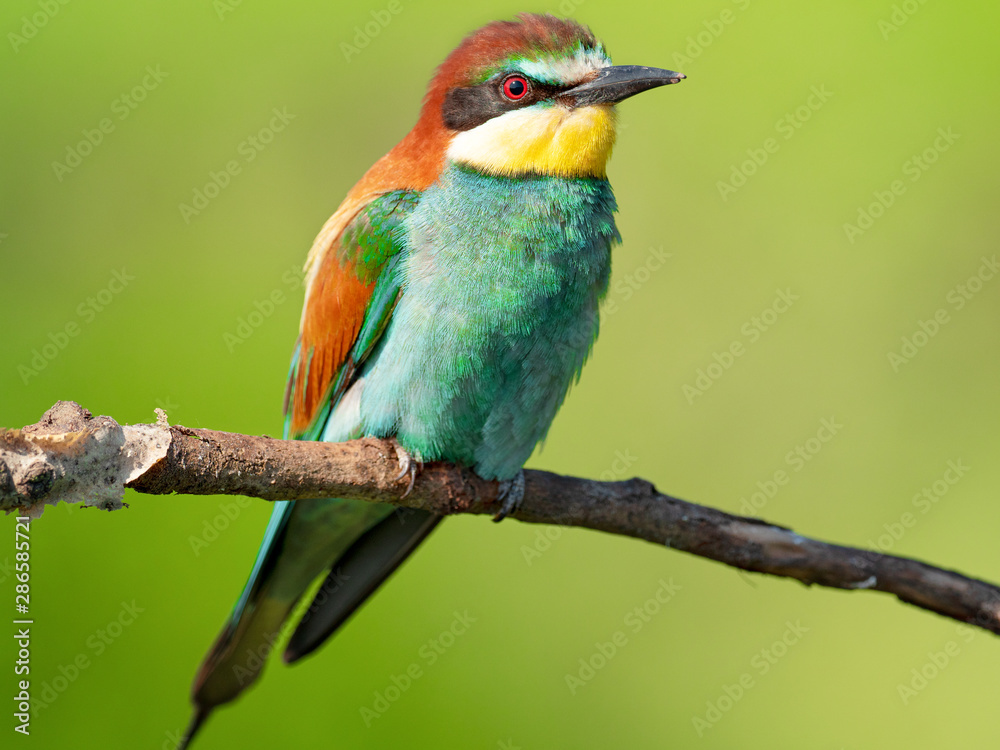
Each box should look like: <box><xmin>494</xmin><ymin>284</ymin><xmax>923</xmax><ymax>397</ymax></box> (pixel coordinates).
<box><xmin>560</xmin><ymin>65</ymin><xmax>685</xmax><ymax>107</ymax></box>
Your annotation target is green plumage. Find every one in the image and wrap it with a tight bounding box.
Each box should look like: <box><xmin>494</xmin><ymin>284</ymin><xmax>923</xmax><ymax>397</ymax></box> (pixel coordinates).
<box><xmin>173</xmin><ymin>7</ymin><xmax>696</xmax><ymax>746</ymax></box>
<box><xmin>359</xmin><ymin>164</ymin><xmax>619</xmax><ymax>478</ymax></box>
<box><xmin>190</xmin><ymin>165</ymin><xmax>618</xmax><ymax>721</ymax></box>
<box><xmin>339</xmin><ymin>190</ymin><xmax>420</xmax><ymax>284</ymax></box>
<box><xmin>182</xmin><ymin>154</ymin><xmax>620</xmax><ymax>750</ymax></box>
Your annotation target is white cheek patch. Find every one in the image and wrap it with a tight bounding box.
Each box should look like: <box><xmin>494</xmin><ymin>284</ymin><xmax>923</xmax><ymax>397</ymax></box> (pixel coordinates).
<box><xmin>516</xmin><ymin>45</ymin><xmax>612</xmax><ymax>86</ymax></box>
<box><xmin>447</xmin><ymin>106</ymin><xmax>564</xmax><ymax>174</ymax></box>
<box><xmin>446</xmin><ymin>103</ymin><xmax>617</xmax><ymax>178</ymax></box>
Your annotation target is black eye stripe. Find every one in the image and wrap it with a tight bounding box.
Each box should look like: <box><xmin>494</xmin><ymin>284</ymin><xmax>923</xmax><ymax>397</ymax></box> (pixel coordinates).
<box><xmin>442</xmin><ymin>74</ymin><xmax>565</xmax><ymax>131</ymax></box>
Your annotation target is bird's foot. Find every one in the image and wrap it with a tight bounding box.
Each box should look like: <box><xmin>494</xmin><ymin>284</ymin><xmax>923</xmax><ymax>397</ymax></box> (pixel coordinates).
<box><xmin>391</xmin><ymin>440</ymin><xmax>423</xmax><ymax>498</ymax></box>
<box><xmin>493</xmin><ymin>470</ymin><xmax>525</xmax><ymax>522</ymax></box>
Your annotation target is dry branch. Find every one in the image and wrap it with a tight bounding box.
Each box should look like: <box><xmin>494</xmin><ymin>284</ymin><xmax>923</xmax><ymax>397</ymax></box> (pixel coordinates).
<box><xmin>3</xmin><ymin>401</ymin><xmax>999</xmax><ymax>637</ymax></box>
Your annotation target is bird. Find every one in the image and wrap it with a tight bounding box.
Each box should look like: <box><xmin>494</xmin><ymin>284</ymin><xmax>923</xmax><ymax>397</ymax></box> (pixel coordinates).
<box><xmin>178</xmin><ymin>13</ymin><xmax>683</xmax><ymax>747</ymax></box>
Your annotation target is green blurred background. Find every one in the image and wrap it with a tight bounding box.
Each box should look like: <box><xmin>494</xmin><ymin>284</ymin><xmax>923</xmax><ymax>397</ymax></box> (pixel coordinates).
<box><xmin>3</xmin><ymin>0</ymin><xmax>999</xmax><ymax>747</ymax></box>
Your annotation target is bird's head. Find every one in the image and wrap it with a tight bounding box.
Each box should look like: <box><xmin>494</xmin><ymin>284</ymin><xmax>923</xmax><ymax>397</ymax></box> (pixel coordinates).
<box><xmin>421</xmin><ymin>13</ymin><xmax>684</xmax><ymax>179</ymax></box>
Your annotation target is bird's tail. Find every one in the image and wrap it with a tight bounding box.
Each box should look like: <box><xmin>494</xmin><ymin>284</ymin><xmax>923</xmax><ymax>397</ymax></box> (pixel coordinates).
<box><xmin>178</xmin><ymin>498</ymin><xmax>439</xmax><ymax>748</ymax></box>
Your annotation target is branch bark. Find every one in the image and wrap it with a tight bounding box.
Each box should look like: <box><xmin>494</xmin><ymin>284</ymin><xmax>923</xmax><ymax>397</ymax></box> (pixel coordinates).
<box><xmin>4</xmin><ymin>401</ymin><xmax>999</xmax><ymax>637</ymax></box>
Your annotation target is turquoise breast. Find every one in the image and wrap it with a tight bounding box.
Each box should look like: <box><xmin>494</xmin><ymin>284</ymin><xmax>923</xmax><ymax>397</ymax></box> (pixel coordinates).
<box><xmin>358</xmin><ymin>164</ymin><xmax>620</xmax><ymax>480</ymax></box>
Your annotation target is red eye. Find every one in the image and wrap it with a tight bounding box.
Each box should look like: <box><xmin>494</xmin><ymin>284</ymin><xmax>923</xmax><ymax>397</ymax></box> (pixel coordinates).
<box><xmin>502</xmin><ymin>75</ymin><xmax>529</xmax><ymax>100</ymax></box>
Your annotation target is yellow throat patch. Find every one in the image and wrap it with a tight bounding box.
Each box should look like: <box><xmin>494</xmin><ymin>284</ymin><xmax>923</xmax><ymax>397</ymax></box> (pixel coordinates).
<box><xmin>446</xmin><ymin>104</ymin><xmax>618</xmax><ymax>179</ymax></box>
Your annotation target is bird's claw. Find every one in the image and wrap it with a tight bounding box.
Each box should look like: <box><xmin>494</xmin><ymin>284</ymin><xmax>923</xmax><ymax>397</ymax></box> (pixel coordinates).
<box><xmin>392</xmin><ymin>440</ymin><xmax>423</xmax><ymax>498</ymax></box>
<box><xmin>493</xmin><ymin>470</ymin><xmax>525</xmax><ymax>522</ymax></box>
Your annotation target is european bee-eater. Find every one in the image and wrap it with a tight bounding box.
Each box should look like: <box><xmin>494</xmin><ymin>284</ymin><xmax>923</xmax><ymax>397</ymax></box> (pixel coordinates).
<box><xmin>180</xmin><ymin>13</ymin><xmax>683</xmax><ymax>746</ymax></box>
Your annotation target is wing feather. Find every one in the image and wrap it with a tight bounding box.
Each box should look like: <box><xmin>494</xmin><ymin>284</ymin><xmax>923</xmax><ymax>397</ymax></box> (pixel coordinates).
<box><xmin>285</xmin><ymin>190</ymin><xmax>419</xmax><ymax>438</ymax></box>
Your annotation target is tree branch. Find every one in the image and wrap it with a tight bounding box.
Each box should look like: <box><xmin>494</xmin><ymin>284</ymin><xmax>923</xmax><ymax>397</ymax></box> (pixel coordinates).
<box><xmin>4</xmin><ymin>401</ymin><xmax>999</xmax><ymax>637</ymax></box>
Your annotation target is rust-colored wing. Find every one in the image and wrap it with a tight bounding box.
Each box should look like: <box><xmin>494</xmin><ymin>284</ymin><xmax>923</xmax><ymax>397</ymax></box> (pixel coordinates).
<box><xmin>284</xmin><ymin>189</ymin><xmax>421</xmax><ymax>439</ymax></box>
